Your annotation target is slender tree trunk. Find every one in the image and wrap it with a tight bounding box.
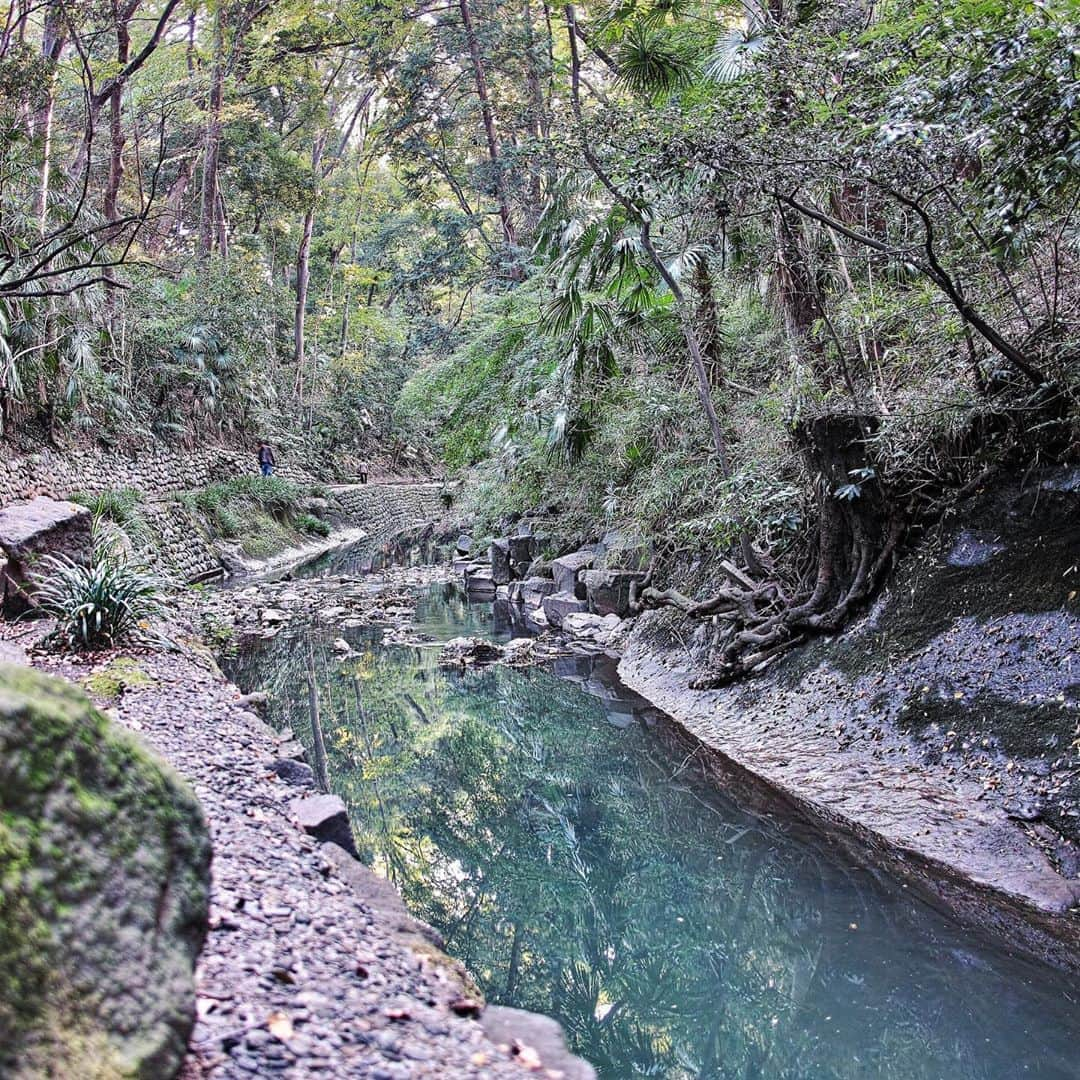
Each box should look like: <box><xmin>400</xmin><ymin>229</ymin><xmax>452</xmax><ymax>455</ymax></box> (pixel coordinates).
<box><xmin>104</xmin><ymin>66</ymin><xmax>128</xmax><ymax>228</ymax></box>
<box><xmin>199</xmin><ymin>5</ymin><xmax>225</xmax><ymax>258</ymax></box>
<box><xmin>339</xmin><ymin>223</ymin><xmax>357</xmax><ymax>355</ymax></box>
<box><xmin>33</xmin><ymin>3</ymin><xmax>66</xmax><ymax>234</ymax></box>
<box><xmin>459</xmin><ymin>0</ymin><xmax>516</xmax><ymax>247</ymax></box>
<box><xmin>693</xmin><ymin>258</ymin><xmax>726</xmax><ymax>390</ymax></box>
<box><xmin>520</xmin><ymin>0</ymin><xmax>548</xmax><ymax>234</ymax></box>
<box><xmin>294</xmin><ymin>133</ymin><xmax>327</xmax><ymax>391</ymax></box>
<box><xmin>147</xmin><ymin>158</ymin><xmax>192</xmax><ymax>253</ymax></box>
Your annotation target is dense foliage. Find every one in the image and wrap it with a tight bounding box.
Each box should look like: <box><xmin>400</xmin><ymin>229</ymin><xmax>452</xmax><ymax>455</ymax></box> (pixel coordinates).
<box><xmin>2</xmin><ymin>0</ymin><xmax>1077</xmax><ymax>669</ymax></box>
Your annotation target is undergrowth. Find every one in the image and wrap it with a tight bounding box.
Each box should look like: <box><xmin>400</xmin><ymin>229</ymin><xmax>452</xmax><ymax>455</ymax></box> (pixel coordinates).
<box><xmin>178</xmin><ymin>476</ymin><xmax>332</xmax><ymax>556</ymax></box>
<box><xmin>35</xmin><ymin>546</ymin><xmax>167</xmax><ymax>651</ymax></box>
<box><xmin>71</xmin><ymin>489</ymin><xmax>149</xmax><ymax>546</ymax></box>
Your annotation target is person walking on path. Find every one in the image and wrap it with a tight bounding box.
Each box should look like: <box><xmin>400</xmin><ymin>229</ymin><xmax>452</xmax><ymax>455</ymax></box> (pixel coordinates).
<box><xmin>359</xmin><ymin>460</ymin><xmax>369</xmax><ymax>484</ymax></box>
<box><xmin>257</xmin><ymin>440</ymin><xmax>276</xmax><ymax>477</ymax></box>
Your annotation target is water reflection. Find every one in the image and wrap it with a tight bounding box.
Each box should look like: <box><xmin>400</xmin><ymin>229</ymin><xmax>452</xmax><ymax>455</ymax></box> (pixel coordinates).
<box><xmin>295</xmin><ymin>535</ymin><xmax>453</xmax><ymax>578</ymax></box>
<box><xmin>224</xmin><ymin>596</ymin><xmax>1080</xmax><ymax>1080</ymax></box>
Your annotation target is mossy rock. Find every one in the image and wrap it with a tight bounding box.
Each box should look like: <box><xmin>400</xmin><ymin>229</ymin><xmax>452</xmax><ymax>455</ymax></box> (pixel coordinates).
<box><xmin>0</xmin><ymin>664</ymin><xmax>210</xmax><ymax>1078</ymax></box>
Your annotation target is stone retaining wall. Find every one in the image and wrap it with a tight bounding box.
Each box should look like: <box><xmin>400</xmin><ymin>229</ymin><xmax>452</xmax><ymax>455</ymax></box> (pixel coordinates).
<box><xmin>0</xmin><ymin>444</ymin><xmax>446</xmax><ymax>583</ymax></box>
<box><xmin>0</xmin><ymin>446</ymin><xmax>315</xmax><ymax>507</ymax></box>
<box><xmin>137</xmin><ymin>502</ymin><xmax>223</xmax><ymax>583</ymax></box>
<box><xmin>331</xmin><ymin>482</ymin><xmax>445</xmax><ymax>539</ymax></box>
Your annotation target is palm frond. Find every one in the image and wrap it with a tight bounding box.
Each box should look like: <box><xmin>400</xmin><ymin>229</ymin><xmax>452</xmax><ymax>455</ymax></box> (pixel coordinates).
<box><xmin>616</xmin><ymin>24</ymin><xmax>699</xmax><ymax>97</ymax></box>
<box><xmin>706</xmin><ymin>25</ymin><xmax>768</xmax><ymax>82</ymax></box>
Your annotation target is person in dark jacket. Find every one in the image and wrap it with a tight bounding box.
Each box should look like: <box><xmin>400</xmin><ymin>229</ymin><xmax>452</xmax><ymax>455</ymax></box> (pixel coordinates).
<box><xmin>257</xmin><ymin>440</ymin><xmax>276</xmax><ymax>477</ymax></box>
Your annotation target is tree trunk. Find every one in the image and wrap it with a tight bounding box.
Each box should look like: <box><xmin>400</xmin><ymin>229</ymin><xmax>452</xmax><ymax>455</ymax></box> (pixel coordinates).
<box><xmin>199</xmin><ymin>5</ymin><xmax>224</xmax><ymax>258</ymax></box>
<box><xmin>520</xmin><ymin>0</ymin><xmax>548</xmax><ymax>235</ymax></box>
<box><xmin>339</xmin><ymin>224</ymin><xmax>357</xmax><ymax>355</ymax></box>
<box><xmin>788</xmin><ymin>412</ymin><xmax>891</xmax><ymax>628</ymax></box>
<box><xmin>33</xmin><ymin>3</ymin><xmax>66</xmax><ymax>234</ymax></box>
<box><xmin>293</xmin><ymin>134</ymin><xmax>326</xmax><ymax>385</ymax></box>
<box><xmin>692</xmin><ymin>258</ymin><xmax>726</xmax><ymax>390</ymax></box>
<box><xmin>459</xmin><ymin>0</ymin><xmax>516</xmax><ymax>247</ymax></box>
<box><xmin>147</xmin><ymin>158</ymin><xmax>192</xmax><ymax>254</ymax></box>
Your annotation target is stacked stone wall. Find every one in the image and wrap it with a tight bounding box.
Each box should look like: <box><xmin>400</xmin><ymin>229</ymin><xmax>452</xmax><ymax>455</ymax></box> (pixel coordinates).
<box><xmin>0</xmin><ymin>446</ymin><xmax>318</xmax><ymax>507</ymax></box>
<box><xmin>0</xmin><ymin>447</ymin><xmax>445</xmax><ymax>583</ymax></box>
<box><xmin>330</xmin><ymin>482</ymin><xmax>444</xmax><ymax>538</ymax></box>
<box><xmin>137</xmin><ymin>502</ymin><xmax>223</xmax><ymax>583</ymax></box>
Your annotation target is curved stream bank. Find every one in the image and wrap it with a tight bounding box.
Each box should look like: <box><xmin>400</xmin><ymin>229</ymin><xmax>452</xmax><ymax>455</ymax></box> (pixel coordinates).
<box><xmin>225</xmin><ymin>572</ymin><xmax>1080</xmax><ymax>1080</ymax></box>
<box><xmin>617</xmin><ymin>473</ymin><xmax>1080</xmax><ymax>971</ymax></box>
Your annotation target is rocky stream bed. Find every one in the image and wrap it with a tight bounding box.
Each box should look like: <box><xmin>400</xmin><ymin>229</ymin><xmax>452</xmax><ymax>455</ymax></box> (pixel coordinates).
<box><xmin>3</xmin><ymin>465</ymin><xmax>1080</xmax><ymax>1077</ymax></box>
<box><xmin>6</xmin><ymin>565</ymin><xmax>595</xmax><ymax>1080</ymax></box>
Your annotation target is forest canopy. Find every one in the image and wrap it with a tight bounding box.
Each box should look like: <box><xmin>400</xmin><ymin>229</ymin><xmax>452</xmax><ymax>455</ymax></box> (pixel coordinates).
<box><xmin>1</xmin><ymin>0</ymin><xmax>1078</xmax><ymax>675</ymax></box>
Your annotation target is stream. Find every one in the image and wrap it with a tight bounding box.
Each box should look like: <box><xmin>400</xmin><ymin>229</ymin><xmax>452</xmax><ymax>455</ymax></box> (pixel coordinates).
<box><xmin>223</xmin><ymin>562</ymin><xmax>1080</xmax><ymax>1080</ymax></box>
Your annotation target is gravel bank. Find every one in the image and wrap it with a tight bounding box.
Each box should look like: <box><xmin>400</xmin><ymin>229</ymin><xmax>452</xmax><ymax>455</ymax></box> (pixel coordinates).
<box><xmin>28</xmin><ymin>640</ymin><xmax>591</xmax><ymax>1080</ymax></box>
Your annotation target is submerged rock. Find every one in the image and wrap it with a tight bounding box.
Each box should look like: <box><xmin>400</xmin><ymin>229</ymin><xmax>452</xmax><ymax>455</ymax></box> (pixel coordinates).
<box><xmin>0</xmin><ymin>663</ymin><xmax>210</xmax><ymax>1078</ymax></box>
<box><xmin>438</xmin><ymin>636</ymin><xmax>505</xmax><ymax>667</ymax></box>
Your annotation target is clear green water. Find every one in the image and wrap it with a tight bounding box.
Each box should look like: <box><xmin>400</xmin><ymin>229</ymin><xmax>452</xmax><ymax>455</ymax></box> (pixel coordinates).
<box><xmin>224</xmin><ymin>582</ymin><xmax>1080</xmax><ymax>1080</ymax></box>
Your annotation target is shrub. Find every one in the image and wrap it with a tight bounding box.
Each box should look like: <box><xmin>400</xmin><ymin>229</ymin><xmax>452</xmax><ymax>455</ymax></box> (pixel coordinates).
<box><xmin>296</xmin><ymin>513</ymin><xmax>330</xmax><ymax>537</ymax></box>
<box><xmin>72</xmin><ymin>488</ymin><xmax>149</xmax><ymax>546</ymax></box>
<box><xmin>183</xmin><ymin>475</ymin><xmax>304</xmax><ymax>517</ymax></box>
<box><xmin>35</xmin><ymin>549</ymin><xmax>167</xmax><ymax>650</ymax></box>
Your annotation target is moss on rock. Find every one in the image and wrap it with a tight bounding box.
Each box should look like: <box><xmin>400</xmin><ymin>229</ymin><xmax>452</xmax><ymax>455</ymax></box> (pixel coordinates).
<box><xmin>0</xmin><ymin>664</ymin><xmax>210</xmax><ymax>1078</ymax></box>
<box><xmin>83</xmin><ymin>657</ymin><xmax>158</xmax><ymax>702</ymax></box>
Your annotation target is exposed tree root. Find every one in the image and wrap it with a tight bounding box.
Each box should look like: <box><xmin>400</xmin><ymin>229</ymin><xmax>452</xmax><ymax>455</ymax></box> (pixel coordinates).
<box><xmin>633</xmin><ymin>412</ymin><xmax>905</xmax><ymax>688</ymax></box>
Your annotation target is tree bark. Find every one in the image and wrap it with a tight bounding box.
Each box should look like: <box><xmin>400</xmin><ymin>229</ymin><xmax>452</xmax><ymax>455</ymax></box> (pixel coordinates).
<box><xmin>199</xmin><ymin>4</ymin><xmax>225</xmax><ymax>258</ymax></box>
<box><xmin>459</xmin><ymin>0</ymin><xmax>516</xmax><ymax>247</ymax></box>
<box><xmin>692</xmin><ymin>258</ymin><xmax>726</xmax><ymax>390</ymax></box>
<box><xmin>33</xmin><ymin>2</ymin><xmax>66</xmax><ymax>234</ymax></box>
<box><xmin>294</xmin><ymin>133</ymin><xmax>327</xmax><ymax>385</ymax></box>
<box><xmin>104</xmin><ymin>6</ymin><xmax>132</xmax><ymax>231</ymax></box>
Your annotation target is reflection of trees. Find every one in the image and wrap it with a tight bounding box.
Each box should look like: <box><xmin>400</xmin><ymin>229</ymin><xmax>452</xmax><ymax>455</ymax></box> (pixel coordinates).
<box><xmin>226</xmin><ymin>630</ymin><xmax>1079</xmax><ymax>1080</ymax></box>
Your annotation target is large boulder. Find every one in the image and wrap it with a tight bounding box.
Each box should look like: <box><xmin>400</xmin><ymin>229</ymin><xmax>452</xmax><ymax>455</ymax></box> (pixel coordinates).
<box><xmin>542</xmin><ymin>590</ymin><xmax>588</xmax><ymax>628</ymax></box>
<box><xmin>521</xmin><ymin>576</ymin><xmax>558</xmax><ymax>607</ymax></box>
<box><xmin>582</xmin><ymin>568</ymin><xmax>646</xmax><ymax>618</ymax></box>
<box><xmin>595</xmin><ymin>529</ymin><xmax>650</xmax><ymax>571</ymax></box>
<box><xmin>0</xmin><ymin>497</ymin><xmax>92</xmax><ymax>613</ymax></box>
<box><xmin>552</xmin><ymin>550</ymin><xmax>595</xmax><ymax>599</ymax></box>
<box><xmin>489</xmin><ymin>538</ymin><xmax>512</xmax><ymax>585</ymax></box>
<box><xmin>0</xmin><ymin>664</ymin><xmax>210</xmax><ymax>1078</ymax></box>
<box><xmin>507</xmin><ymin>533</ymin><xmax>538</xmax><ymax>577</ymax></box>
<box><xmin>464</xmin><ymin>565</ymin><xmax>497</xmax><ymax>600</ymax></box>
